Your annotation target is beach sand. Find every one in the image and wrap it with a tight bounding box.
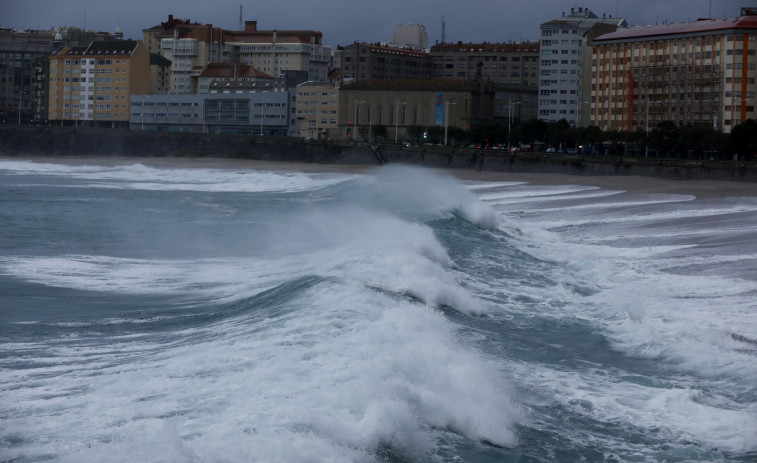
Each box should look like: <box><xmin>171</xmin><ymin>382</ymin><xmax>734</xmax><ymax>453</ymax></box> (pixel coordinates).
<box><xmin>3</xmin><ymin>156</ymin><xmax>756</xmax><ymax>199</ymax></box>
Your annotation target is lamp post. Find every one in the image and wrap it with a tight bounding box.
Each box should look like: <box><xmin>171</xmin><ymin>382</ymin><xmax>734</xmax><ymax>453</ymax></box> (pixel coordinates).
<box><xmin>507</xmin><ymin>100</ymin><xmax>522</xmax><ymax>152</ymax></box>
<box><xmin>17</xmin><ymin>90</ymin><xmax>28</xmax><ymax>126</ymax></box>
<box><xmin>443</xmin><ymin>98</ymin><xmax>456</xmax><ymax>146</ymax></box>
<box><xmin>394</xmin><ymin>99</ymin><xmax>407</xmax><ymax>144</ymax></box>
<box><xmin>355</xmin><ymin>100</ymin><xmax>365</xmax><ymax>141</ymax></box>
<box><xmin>259</xmin><ymin>98</ymin><xmax>268</xmax><ymax>136</ymax></box>
<box><xmin>645</xmin><ymin>96</ymin><xmax>650</xmax><ymax>157</ymax></box>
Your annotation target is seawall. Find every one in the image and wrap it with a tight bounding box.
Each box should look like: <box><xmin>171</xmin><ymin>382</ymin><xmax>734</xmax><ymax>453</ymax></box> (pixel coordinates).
<box><xmin>1</xmin><ymin>126</ymin><xmax>755</xmax><ymax>182</ymax></box>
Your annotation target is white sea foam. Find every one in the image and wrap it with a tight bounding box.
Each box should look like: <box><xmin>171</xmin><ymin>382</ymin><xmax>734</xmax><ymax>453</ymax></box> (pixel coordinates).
<box><xmin>0</xmin><ymin>159</ymin><xmax>345</xmax><ymax>193</ymax></box>
<box><xmin>1</xmin><ymin>277</ymin><xmax>521</xmax><ymax>462</ymax></box>
<box><xmin>469</xmin><ymin>178</ymin><xmax>757</xmax><ymax>455</ymax></box>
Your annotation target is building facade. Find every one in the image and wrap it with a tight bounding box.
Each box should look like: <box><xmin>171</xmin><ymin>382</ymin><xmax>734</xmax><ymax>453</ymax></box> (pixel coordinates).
<box><xmin>389</xmin><ymin>23</ymin><xmax>429</xmax><ymax>50</ymax></box>
<box><xmin>144</xmin><ymin>17</ymin><xmax>330</xmax><ymax>93</ymax></box>
<box><xmin>129</xmin><ymin>91</ymin><xmax>289</xmax><ymax>135</ymax></box>
<box><xmin>339</xmin><ymin>43</ymin><xmax>432</xmax><ymax>81</ymax></box>
<box><xmin>295</xmin><ymin>80</ymin><xmax>340</xmax><ymax>139</ymax></box>
<box><xmin>1</xmin><ymin>27</ymin><xmax>119</xmax><ymax>124</ymax></box>
<box><xmin>149</xmin><ymin>53</ymin><xmax>172</xmax><ymax>94</ymax></box>
<box><xmin>337</xmin><ymin>79</ymin><xmax>500</xmax><ymax>142</ymax></box>
<box><xmin>194</xmin><ymin>62</ymin><xmax>272</xmax><ymax>94</ymax></box>
<box><xmin>0</xmin><ymin>28</ymin><xmax>56</xmax><ymax>123</ymax></box>
<box><xmin>224</xmin><ymin>21</ymin><xmax>331</xmax><ymax>82</ymax></box>
<box><xmin>591</xmin><ymin>10</ymin><xmax>757</xmax><ymax>134</ymax></box>
<box><xmin>539</xmin><ymin>7</ymin><xmax>627</xmax><ymax>126</ymax></box>
<box><xmin>48</xmin><ymin>40</ymin><xmax>149</xmax><ymax>128</ymax></box>
<box><xmin>429</xmin><ymin>41</ymin><xmax>540</xmax><ymax>87</ymax></box>
<box><xmin>157</xmin><ymin>24</ymin><xmax>224</xmax><ymax>94</ymax></box>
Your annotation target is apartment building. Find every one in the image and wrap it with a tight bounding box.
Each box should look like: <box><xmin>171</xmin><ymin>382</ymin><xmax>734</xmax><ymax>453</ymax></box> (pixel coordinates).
<box><xmin>539</xmin><ymin>7</ymin><xmax>626</xmax><ymax>126</ymax></box>
<box><xmin>156</xmin><ymin>23</ymin><xmax>224</xmax><ymax>94</ymax></box>
<box><xmin>144</xmin><ymin>17</ymin><xmax>330</xmax><ymax>93</ymax></box>
<box><xmin>48</xmin><ymin>40</ymin><xmax>149</xmax><ymax>128</ymax></box>
<box><xmin>224</xmin><ymin>21</ymin><xmax>331</xmax><ymax>82</ymax></box>
<box><xmin>429</xmin><ymin>41</ymin><xmax>540</xmax><ymax>87</ymax></box>
<box><xmin>295</xmin><ymin>80</ymin><xmax>340</xmax><ymax>139</ymax></box>
<box><xmin>339</xmin><ymin>42</ymin><xmax>432</xmax><ymax>81</ymax></box>
<box><xmin>591</xmin><ymin>9</ymin><xmax>757</xmax><ymax>134</ymax></box>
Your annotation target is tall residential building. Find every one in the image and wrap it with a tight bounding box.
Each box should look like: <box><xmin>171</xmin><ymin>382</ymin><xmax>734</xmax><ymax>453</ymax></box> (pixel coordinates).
<box><xmin>155</xmin><ymin>23</ymin><xmax>224</xmax><ymax>94</ymax></box>
<box><xmin>339</xmin><ymin>42</ymin><xmax>431</xmax><ymax>81</ymax></box>
<box><xmin>0</xmin><ymin>28</ymin><xmax>56</xmax><ymax>123</ymax></box>
<box><xmin>48</xmin><ymin>40</ymin><xmax>149</xmax><ymax>128</ymax></box>
<box><xmin>389</xmin><ymin>23</ymin><xmax>429</xmax><ymax>50</ymax></box>
<box><xmin>429</xmin><ymin>41</ymin><xmax>540</xmax><ymax>87</ymax></box>
<box><xmin>591</xmin><ymin>10</ymin><xmax>757</xmax><ymax>134</ymax></box>
<box><xmin>539</xmin><ymin>7</ymin><xmax>627</xmax><ymax>126</ymax></box>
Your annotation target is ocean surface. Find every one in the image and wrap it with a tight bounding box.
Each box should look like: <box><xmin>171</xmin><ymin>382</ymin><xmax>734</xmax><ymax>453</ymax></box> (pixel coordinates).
<box><xmin>1</xmin><ymin>159</ymin><xmax>756</xmax><ymax>462</ymax></box>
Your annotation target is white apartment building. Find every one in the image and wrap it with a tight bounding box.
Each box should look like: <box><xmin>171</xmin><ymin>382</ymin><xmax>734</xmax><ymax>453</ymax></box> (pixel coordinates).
<box><xmin>539</xmin><ymin>7</ymin><xmax>626</xmax><ymax>126</ymax></box>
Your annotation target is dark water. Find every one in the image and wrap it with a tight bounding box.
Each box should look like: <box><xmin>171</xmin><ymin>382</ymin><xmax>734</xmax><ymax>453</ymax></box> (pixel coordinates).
<box><xmin>1</xmin><ymin>160</ymin><xmax>756</xmax><ymax>462</ymax></box>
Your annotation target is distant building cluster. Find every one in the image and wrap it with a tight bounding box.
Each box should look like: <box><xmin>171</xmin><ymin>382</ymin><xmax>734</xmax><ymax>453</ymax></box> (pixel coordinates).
<box><xmin>1</xmin><ymin>7</ymin><xmax>755</xmax><ymax>138</ymax></box>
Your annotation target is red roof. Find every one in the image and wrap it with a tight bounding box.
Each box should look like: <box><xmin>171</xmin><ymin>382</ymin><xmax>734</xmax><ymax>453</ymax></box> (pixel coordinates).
<box><xmin>595</xmin><ymin>15</ymin><xmax>757</xmax><ymax>42</ymax></box>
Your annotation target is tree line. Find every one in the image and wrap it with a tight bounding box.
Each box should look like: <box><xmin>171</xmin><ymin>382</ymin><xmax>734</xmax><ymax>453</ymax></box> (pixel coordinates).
<box><xmin>362</xmin><ymin>119</ymin><xmax>757</xmax><ymax>161</ymax></box>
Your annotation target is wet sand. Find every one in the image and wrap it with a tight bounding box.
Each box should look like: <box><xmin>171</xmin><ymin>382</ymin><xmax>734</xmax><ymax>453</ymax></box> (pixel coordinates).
<box><xmin>3</xmin><ymin>156</ymin><xmax>756</xmax><ymax>199</ymax></box>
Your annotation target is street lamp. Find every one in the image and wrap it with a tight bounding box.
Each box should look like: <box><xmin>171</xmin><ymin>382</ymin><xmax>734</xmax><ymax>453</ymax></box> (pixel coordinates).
<box><xmin>507</xmin><ymin>100</ymin><xmax>522</xmax><ymax>152</ymax></box>
<box><xmin>644</xmin><ymin>96</ymin><xmax>662</xmax><ymax>157</ymax></box>
<box><xmin>355</xmin><ymin>100</ymin><xmax>365</xmax><ymax>142</ymax></box>
<box><xmin>394</xmin><ymin>99</ymin><xmax>407</xmax><ymax>144</ymax></box>
<box><xmin>259</xmin><ymin>98</ymin><xmax>269</xmax><ymax>136</ymax></box>
<box><xmin>443</xmin><ymin>98</ymin><xmax>456</xmax><ymax>146</ymax></box>
<box><xmin>17</xmin><ymin>90</ymin><xmax>28</xmax><ymax>126</ymax></box>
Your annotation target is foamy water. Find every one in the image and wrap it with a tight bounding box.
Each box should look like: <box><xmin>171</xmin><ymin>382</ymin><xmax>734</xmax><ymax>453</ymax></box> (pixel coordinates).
<box><xmin>1</xmin><ymin>159</ymin><xmax>755</xmax><ymax>462</ymax></box>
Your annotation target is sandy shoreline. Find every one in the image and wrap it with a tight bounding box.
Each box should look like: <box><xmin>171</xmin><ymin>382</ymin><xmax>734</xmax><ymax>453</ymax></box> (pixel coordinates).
<box><xmin>3</xmin><ymin>155</ymin><xmax>756</xmax><ymax>199</ymax></box>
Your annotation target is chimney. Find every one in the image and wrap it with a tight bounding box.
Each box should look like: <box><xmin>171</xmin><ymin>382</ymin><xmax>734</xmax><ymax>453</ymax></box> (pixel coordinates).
<box><xmin>571</xmin><ymin>7</ymin><xmax>575</xmax><ymax>14</ymax></box>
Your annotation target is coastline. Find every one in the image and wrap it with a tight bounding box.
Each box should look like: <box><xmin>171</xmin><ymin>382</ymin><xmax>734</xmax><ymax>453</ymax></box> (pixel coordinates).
<box><xmin>3</xmin><ymin>155</ymin><xmax>757</xmax><ymax>199</ymax></box>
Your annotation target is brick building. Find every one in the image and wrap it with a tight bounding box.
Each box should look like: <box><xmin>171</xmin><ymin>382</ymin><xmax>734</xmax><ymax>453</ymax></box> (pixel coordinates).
<box><xmin>429</xmin><ymin>41</ymin><xmax>540</xmax><ymax>87</ymax></box>
<box><xmin>591</xmin><ymin>8</ymin><xmax>757</xmax><ymax>133</ymax></box>
<box><xmin>338</xmin><ymin>42</ymin><xmax>432</xmax><ymax>81</ymax></box>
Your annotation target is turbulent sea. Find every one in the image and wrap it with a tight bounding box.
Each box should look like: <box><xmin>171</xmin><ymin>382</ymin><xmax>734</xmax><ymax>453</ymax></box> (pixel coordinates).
<box><xmin>1</xmin><ymin>159</ymin><xmax>757</xmax><ymax>463</ymax></box>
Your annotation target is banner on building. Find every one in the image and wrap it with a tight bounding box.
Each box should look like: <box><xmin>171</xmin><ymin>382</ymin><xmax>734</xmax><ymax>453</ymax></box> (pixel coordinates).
<box><xmin>435</xmin><ymin>93</ymin><xmax>444</xmax><ymax>126</ymax></box>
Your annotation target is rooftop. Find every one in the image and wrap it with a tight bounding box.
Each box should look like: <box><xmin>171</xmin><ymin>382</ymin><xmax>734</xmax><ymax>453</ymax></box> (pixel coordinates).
<box><xmin>430</xmin><ymin>41</ymin><xmax>540</xmax><ymax>53</ymax></box>
<box><xmin>199</xmin><ymin>62</ymin><xmax>272</xmax><ymax>79</ymax></box>
<box><xmin>594</xmin><ymin>14</ymin><xmax>757</xmax><ymax>42</ymax></box>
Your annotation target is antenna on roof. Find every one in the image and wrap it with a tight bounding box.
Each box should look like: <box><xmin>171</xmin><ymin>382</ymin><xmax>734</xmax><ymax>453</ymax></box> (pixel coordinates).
<box><xmin>441</xmin><ymin>16</ymin><xmax>446</xmax><ymax>44</ymax></box>
<box><xmin>239</xmin><ymin>5</ymin><xmax>243</xmax><ymax>31</ymax></box>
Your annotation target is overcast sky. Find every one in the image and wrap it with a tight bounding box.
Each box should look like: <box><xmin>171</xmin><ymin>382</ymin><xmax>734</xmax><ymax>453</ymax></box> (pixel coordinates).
<box><xmin>2</xmin><ymin>0</ymin><xmax>750</xmax><ymax>48</ymax></box>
